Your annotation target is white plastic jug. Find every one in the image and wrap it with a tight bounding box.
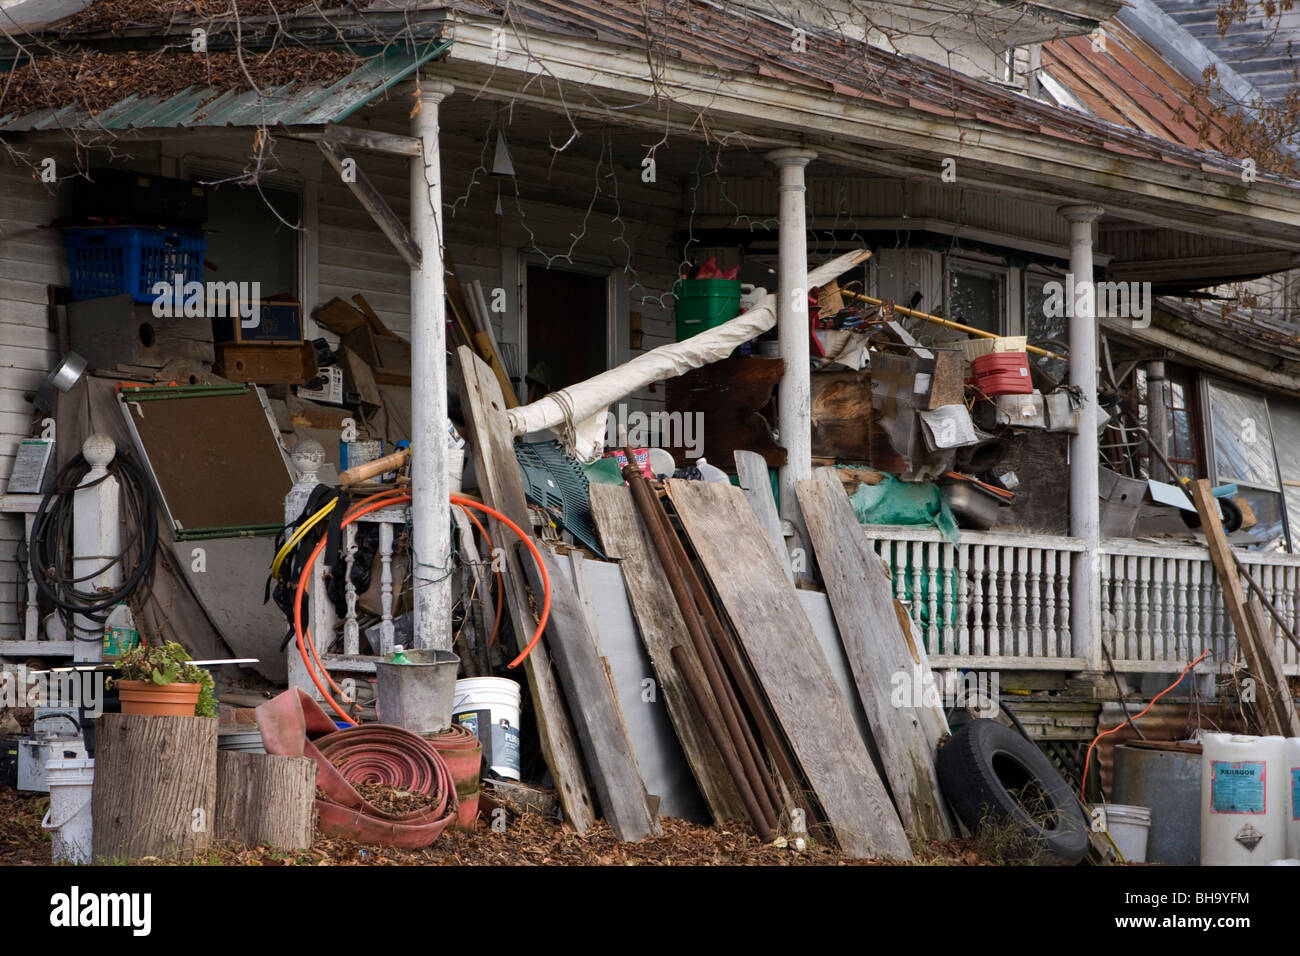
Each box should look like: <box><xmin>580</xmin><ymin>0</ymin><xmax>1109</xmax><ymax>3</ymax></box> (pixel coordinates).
<box><xmin>1201</xmin><ymin>733</ymin><xmax>1286</xmax><ymax>865</ymax></box>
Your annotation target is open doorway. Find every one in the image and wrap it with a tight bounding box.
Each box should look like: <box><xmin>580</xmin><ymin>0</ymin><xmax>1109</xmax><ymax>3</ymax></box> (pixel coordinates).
<box><xmin>524</xmin><ymin>264</ymin><xmax>609</xmax><ymax>401</ymax></box>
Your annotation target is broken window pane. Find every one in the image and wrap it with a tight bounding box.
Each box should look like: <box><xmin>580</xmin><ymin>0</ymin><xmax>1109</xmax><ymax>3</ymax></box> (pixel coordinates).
<box><xmin>946</xmin><ymin>264</ymin><xmax>1002</xmax><ymax>336</ymax></box>
<box><xmin>1206</xmin><ymin>383</ymin><xmax>1278</xmax><ymax>490</ymax></box>
<box><xmin>1266</xmin><ymin>397</ymin><xmax>1300</xmax><ymax>552</ymax></box>
<box><xmin>1026</xmin><ymin>270</ymin><xmax>1067</xmax><ymax>381</ymax></box>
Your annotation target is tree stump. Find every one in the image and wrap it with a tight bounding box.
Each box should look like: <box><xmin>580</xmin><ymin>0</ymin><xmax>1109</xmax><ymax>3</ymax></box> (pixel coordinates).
<box><xmin>92</xmin><ymin>713</ymin><xmax>217</xmax><ymax>862</ymax></box>
<box><xmin>215</xmin><ymin>752</ymin><xmax>317</xmax><ymax>850</ymax></box>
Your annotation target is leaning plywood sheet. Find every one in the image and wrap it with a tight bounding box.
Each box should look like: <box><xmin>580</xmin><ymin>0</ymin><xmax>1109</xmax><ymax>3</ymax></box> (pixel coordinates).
<box><xmin>796</xmin><ymin>476</ymin><xmax>954</xmax><ymax>841</ymax></box>
<box><xmin>175</xmin><ymin>537</ymin><xmax>288</xmax><ymax>682</ymax></box>
<box><xmin>523</xmin><ymin>546</ymin><xmax>661</xmax><ymax>842</ymax></box>
<box><xmin>589</xmin><ymin>483</ymin><xmax>749</xmax><ymax>824</ymax></box>
<box><xmin>562</xmin><ymin>553</ymin><xmax>710</xmax><ymax>822</ymax></box>
<box><xmin>454</xmin><ymin>346</ymin><xmax>595</xmax><ymax>832</ymax></box>
<box><xmin>665</xmin><ymin>478</ymin><xmax>912</xmax><ymax>860</ymax></box>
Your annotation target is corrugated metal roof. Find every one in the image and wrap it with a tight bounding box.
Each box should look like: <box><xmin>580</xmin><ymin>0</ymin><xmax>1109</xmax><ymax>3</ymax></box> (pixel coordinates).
<box><xmin>1152</xmin><ymin>0</ymin><xmax>1300</xmax><ymax>108</ymax></box>
<box><xmin>0</xmin><ymin>41</ymin><xmax>451</xmax><ymax>131</ymax></box>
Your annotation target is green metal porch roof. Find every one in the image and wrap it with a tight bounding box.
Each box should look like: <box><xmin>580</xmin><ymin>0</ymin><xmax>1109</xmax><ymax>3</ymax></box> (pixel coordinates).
<box><xmin>0</xmin><ymin>41</ymin><xmax>451</xmax><ymax>133</ymax></box>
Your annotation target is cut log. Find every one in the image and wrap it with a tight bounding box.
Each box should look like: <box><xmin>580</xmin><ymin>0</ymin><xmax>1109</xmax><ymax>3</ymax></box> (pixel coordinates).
<box><xmin>92</xmin><ymin>713</ymin><xmax>217</xmax><ymax>862</ymax></box>
<box><xmin>215</xmin><ymin>751</ymin><xmax>317</xmax><ymax>850</ymax></box>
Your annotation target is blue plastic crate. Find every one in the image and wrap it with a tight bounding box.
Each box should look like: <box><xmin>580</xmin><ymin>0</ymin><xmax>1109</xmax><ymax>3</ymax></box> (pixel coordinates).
<box><xmin>63</xmin><ymin>226</ymin><xmax>206</xmax><ymax>304</ymax></box>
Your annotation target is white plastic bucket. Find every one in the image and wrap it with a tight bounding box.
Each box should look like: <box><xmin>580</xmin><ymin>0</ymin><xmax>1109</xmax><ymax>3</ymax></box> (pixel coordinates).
<box><xmin>452</xmin><ymin>678</ymin><xmax>521</xmax><ymax>780</ymax></box>
<box><xmin>41</xmin><ymin>758</ymin><xmax>94</xmax><ymax>865</ymax></box>
<box><xmin>1101</xmin><ymin>804</ymin><xmax>1152</xmax><ymax>863</ymax></box>
<box><xmin>1201</xmin><ymin>733</ymin><xmax>1287</xmax><ymax>865</ymax></box>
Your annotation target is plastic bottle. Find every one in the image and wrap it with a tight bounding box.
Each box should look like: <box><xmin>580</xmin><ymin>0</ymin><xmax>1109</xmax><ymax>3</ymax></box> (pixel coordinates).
<box><xmin>390</xmin><ymin>644</ymin><xmax>410</xmax><ymax>664</ymax></box>
<box><xmin>696</xmin><ymin>458</ymin><xmax>729</xmax><ymax>483</ymax></box>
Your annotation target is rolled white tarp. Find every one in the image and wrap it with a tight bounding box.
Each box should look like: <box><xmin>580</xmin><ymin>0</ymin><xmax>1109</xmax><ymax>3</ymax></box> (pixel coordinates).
<box><xmin>507</xmin><ymin>249</ymin><xmax>871</xmax><ymax>458</ymax></box>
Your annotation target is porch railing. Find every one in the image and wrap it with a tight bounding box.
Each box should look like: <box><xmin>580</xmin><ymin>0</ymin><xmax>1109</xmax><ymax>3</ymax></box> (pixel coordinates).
<box><xmin>864</xmin><ymin>526</ymin><xmax>1300</xmax><ymax>675</ymax></box>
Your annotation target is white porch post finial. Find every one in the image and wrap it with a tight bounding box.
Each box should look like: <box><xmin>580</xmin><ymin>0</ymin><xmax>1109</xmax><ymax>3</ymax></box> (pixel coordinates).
<box><xmin>72</xmin><ymin>433</ymin><xmax>120</xmax><ymax>661</ymax></box>
<box><xmin>1058</xmin><ymin>203</ymin><xmax>1105</xmax><ymax>670</ymax></box>
<box><xmin>411</xmin><ymin>78</ymin><xmax>455</xmax><ymax>651</ymax></box>
<box><xmin>766</xmin><ymin>147</ymin><xmax>818</xmax><ymax>527</ymax></box>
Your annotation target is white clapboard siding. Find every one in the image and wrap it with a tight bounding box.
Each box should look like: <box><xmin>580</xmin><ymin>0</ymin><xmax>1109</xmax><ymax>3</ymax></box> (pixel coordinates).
<box><xmin>0</xmin><ymin>155</ymin><xmax>62</xmax><ymax>630</ymax></box>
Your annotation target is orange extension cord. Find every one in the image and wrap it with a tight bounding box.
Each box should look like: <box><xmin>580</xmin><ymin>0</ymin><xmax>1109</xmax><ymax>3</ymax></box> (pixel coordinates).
<box><xmin>1078</xmin><ymin>648</ymin><xmax>1211</xmax><ymax>800</ymax></box>
<box><xmin>292</xmin><ymin>490</ymin><xmax>550</xmax><ymax>725</ymax></box>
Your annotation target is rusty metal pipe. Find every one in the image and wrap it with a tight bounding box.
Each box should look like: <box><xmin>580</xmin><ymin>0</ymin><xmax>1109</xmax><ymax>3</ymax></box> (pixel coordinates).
<box><xmin>654</xmin><ymin>486</ymin><xmax>804</xmax><ymax>806</ymax></box>
<box><xmin>671</xmin><ymin>645</ymin><xmax>774</xmax><ymax>842</ymax></box>
<box><xmin>624</xmin><ymin>464</ymin><xmax>778</xmax><ymax>832</ymax></box>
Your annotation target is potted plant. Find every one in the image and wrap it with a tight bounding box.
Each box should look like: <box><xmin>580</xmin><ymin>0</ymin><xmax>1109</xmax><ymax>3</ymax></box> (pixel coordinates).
<box><xmin>114</xmin><ymin>641</ymin><xmax>217</xmax><ymax>717</ymax></box>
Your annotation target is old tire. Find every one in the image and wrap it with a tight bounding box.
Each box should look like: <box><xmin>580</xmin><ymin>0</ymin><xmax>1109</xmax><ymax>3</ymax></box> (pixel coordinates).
<box><xmin>938</xmin><ymin>718</ymin><xmax>1089</xmax><ymax>865</ymax></box>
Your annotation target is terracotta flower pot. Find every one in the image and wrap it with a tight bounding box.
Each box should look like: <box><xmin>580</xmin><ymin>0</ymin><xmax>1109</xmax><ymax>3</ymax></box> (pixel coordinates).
<box><xmin>117</xmin><ymin>680</ymin><xmax>202</xmax><ymax>717</ymax></box>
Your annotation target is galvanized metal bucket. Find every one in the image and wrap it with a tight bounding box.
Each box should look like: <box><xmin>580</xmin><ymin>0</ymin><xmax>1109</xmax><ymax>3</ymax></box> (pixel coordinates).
<box><xmin>375</xmin><ymin>650</ymin><xmax>461</xmax><ymax>735</ymax></box>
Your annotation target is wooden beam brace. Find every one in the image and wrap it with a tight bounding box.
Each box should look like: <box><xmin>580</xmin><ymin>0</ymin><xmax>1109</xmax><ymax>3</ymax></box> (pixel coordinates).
<box><xmin>290</xmin><ymin>125</ymin><xmax>423</xmax><ymax>157</ymax></box>
<box><xmin>315</xmin><ymin>138</ymin><xmax>421</xmax><ymax>269</ymax></box>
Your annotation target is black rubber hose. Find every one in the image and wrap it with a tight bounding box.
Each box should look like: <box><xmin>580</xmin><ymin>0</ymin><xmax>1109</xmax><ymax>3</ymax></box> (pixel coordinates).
<box><xmin>28</xmin><ymin>444</ymin><xmax>158</xmax><ymax>636</ymax></box>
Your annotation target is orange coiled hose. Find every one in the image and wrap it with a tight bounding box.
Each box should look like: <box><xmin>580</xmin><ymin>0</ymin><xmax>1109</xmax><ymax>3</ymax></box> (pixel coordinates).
<box><xmin>292</xmin><ymin>491</ymin><xmax>550</xmax><ymax>726</ymax></box>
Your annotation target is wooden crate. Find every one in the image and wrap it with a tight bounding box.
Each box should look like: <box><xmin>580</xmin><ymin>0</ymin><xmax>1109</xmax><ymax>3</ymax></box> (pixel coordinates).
<box><xmin>215</xmin><ymin>342</ymin><xmax>317</xmax><ymax>385</ymax></box>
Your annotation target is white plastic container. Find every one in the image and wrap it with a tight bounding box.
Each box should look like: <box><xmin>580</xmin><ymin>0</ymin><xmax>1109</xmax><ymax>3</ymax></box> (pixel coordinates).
<box><xmin>695</xmin><ymin>458</ymin><xmax>729</xmax><ymax>483</ymax></box>
<box><xmin>1201</xmin><ymin>733</ymin><xmax>1287</xmax><ymax>865</ymax></box>
<box><xmin>1101</xmin><ymin>804</ymin><xmax>1152</xmax><ymax>863</ymax></box>
<box><xmin>452</xmin><ymin>677</ymin><xmax>521</xmax><ymax>780</ymax></box>
<box><xmin>1287</xmin><ymin>737</ymin><xmax>1300</xmax><ymax>860</ymax></box>
<box><xmin>41</xmin><ymin>758</ymin><xmax>94</xmax><ymax>865</ymax></box>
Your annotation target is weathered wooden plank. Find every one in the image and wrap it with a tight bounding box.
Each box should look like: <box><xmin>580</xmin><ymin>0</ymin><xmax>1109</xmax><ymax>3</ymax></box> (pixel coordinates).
<box><xmin>521</xmin><ymin>545</ymin><xmax>660</xmax><ymax>841</ymax></box>
<box><xmin>1245</xmin><ymin>600</ymin><xmax>1300</xmax><ymax>737</ymax></box>
<box><xmin>589</xmin><ymin>482</ymin><xmax>749</xmax><ymax>823</ymax></box>
<box><xmin>1192</xmin><ymin>479</ymin><xmax>1292</xmax><ymax>735</ymax></box>
<box><xmin>665</xmin><ymin>478</ymin><xmax>912</xmax><ymax>860</ymax></box>
<box><xmin>454</xmin><ymin>346</ymin><xmax>595</xmax><ymax>831</ymax></box>
<box><xmin>796</xmin><ymin>476</ymin><xmax>954</xmax><ymax>841</ymax></box>
<box><xmin>316</xmin><ymin>139</ymin><xmax>421</xmax><ymax>269</ymax></box>
<box><xmin>735</xmin><ymin>450</ymin><xmax>792</xmax><ymax>584</ymax></box>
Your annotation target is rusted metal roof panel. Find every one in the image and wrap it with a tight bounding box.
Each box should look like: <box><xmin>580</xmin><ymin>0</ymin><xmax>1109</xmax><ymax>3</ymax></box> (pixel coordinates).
<box><xmin>430</xmin><ymin>0</ymin><xmax>1251</xmax><ymax>177</ymax></box>
<box><xmin>1042</xmin><ymin>22</ymin><xmax>1237</xmax><ymax>155</ymax></box>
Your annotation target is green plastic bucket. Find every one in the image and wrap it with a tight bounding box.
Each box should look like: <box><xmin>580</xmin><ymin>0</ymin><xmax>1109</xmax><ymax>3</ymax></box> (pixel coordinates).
<box><xmin>675</xmin><ymin>279</ymin><xmax>742</xmax><ymax>340</ymax></box>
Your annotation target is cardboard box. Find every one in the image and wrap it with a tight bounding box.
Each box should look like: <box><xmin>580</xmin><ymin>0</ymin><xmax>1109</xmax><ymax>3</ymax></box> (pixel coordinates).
<box><xmin>297</xmin><ymin>365</ymin><xmax>344</xmax><ymax>404</ymax></box>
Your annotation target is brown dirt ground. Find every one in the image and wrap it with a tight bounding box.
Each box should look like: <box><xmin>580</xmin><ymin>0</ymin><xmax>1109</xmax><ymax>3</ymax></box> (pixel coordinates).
<box><xmin>1</xmin><ymin>786</ymin><xmax>987</xmax><ymax>866</ymax></box>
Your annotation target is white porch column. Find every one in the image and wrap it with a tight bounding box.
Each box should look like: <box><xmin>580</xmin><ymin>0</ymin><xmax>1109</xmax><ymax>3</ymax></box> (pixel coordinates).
<box><xmin>766</xmin><ymin>147</ymin><xmax>817</xmax><ymax>523</ymax></box>
<box><xmin>1059</xmin><ymin>204</ymin><xmax>1104</xmax><ymax>668</ymax></box>
<box><xmin>410</xmin><ymin>79</ymin><xmax>455</xmax><ymax>651</ymax></box>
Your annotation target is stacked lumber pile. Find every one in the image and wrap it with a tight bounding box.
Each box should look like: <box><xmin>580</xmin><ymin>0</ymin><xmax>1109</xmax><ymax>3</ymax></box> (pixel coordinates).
<box><xmin>456</xmin><ymin>345</ymin><xmax>955</xmax><ymax>857</ymax></box>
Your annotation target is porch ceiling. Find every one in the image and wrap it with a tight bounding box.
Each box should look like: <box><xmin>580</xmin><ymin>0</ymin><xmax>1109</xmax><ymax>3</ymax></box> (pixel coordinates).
<box><xmin>426</xmin><ymin>2</ymin><xmax>1300</xmax><ymax>250</ymax></box>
